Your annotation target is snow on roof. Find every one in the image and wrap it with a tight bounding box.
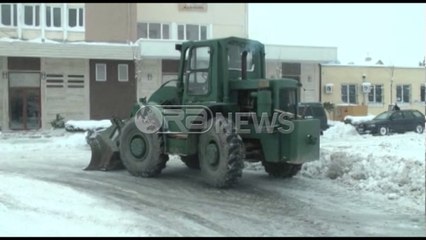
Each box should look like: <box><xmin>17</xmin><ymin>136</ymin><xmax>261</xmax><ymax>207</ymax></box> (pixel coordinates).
<box><xmin>0</xmin><ymin>37</ymin><xmax>137</xmax><ymax>47</ymax></box>
<box><xmin>323</xmin><ymin>58</ymin><xmax>422</xmax><ymax>68</ymax></box>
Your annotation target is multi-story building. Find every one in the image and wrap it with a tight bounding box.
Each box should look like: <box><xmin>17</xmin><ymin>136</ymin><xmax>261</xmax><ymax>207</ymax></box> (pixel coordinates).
<box><xmin>0</xmin><ymin>3</ymin><xmax>337</xmax><ymax>130</ymax></box>
<box><xmin>0</xmin><ymin>3</ymin><xmax>136</xmax><ymax>131</ymax></box>
<box><xmin>320</xmin><ymin>63</ymin><xmax>426</xmax><ymax>115</ymax></box>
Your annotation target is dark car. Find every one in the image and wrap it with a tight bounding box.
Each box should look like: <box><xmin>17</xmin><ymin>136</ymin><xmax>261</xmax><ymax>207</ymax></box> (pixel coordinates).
<box><xmin>298</xmin><ymin>102</ymin><xmax>329</xmax><ymax>133</ymax></box>
<box><xmin>356</xmin><ymin>109</ymin><xmax>425</xmax><ymax>136</ymax></box>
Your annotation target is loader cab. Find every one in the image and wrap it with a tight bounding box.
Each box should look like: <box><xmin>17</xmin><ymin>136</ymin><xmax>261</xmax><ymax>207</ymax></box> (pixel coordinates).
<box><xmin>179</xmin><ymin>40</ymin><xmax>216</xmax><ymax>104</ymax></box>
<box><xmin>178</xmin><ymin>37</ymin><xmax>266</xmax><ymax>105</ymax></box>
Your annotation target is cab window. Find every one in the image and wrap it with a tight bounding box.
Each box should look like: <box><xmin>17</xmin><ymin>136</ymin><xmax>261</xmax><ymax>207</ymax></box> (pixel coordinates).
<box><xmin>186</xmin><ymin>46</ymin><xmax>210</xmax><ymax>95</ymax></box>
<box><xmin>227</xmin><ymin>44</ymin><xmax>255</xmax><ymax>81</ymax></box>
<box><xmin>280</xmin><ymin>89</ymin><xmax>297</xmax><ymax>114</ymax></box>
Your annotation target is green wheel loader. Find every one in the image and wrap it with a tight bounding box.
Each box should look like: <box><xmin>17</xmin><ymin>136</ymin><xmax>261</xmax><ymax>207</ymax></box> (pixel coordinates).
<box><xmin>85</xmin><ymin>37</ymin><xmax>320</xmax><ymax>188</ymax></box>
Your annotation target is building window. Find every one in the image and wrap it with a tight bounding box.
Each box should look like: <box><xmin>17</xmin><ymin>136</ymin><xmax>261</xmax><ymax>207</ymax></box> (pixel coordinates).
<box><xmin>149</xmin><ymin>23</ymin><xmax>161</xmax><ymax>39</ymax></box>
<box><xmin>200</xmin><ymin>25</ymin><xmax>207</xmax><ymax>40</ymax></box>
<box><xmin>0</xmin><ymin>3</ymin><xmax>17</xmax><ymax>27</ymax></box>
<box><xmin>282</xmin><ymin>62</ymin><xmax>301</xmax><ymax>81</ymax></box>
<box><xmin>95</xmin><ymin>64</ymin><xmax>106</xmax><ymax>82</ymax></box>
<box><xmin>396</xmin><ymin>84</ymin><xmax>410</xmax><ymax>103</ymax></box>
<box><xmin>178</xmin><ymin>24</ymin><xmax>208</xmax><ymax>41</ymax></box>
<box><xmin>137</xmin><ymin>22</ymin><xmax>170</xmax><ymax>40</ymax></box>
<box><xmin>421</xmin><ymin>85</ymin><xmax>425</xmax><ymax>103</ymax></box>
<box><xmin>118</xmin><ymin>64</ymin><xmax>128</xmax><ymax>82</ymax></box>
<box><xmin>178</xmin><ymin>24</ymin><xmax>184</xmax><ymax>40</ymax></box>
<box><xmin>68</xmin><ymin>7</ymin><xmax>84</xmax><ymax>28</ymax></box>
<box><xmin>341</xmin><ymin>84</ymin><xmax>357</xmax><ymax>104</ymax></box>
<box><xmin>23</xmin><ymin>4</ymin><xmax>40</xmax><ymax>27</ymax></box>
<box><xmin>162</xmin><ymin>24</ymin><xmax>169</xmax><ymax>39</ymax></box>
<box><xmin>368</xmin><ymin>84</ymin><xmax>383</xmax><ymax>104</ymax></box>
<box><xmin>46</xmin><ymin>5</ymin><xmax>62</xmax><ymax>28</ymax></box>
<box><xmin>186</xmin><ymin>24</ymin><xmax>198</xmax><ymax>40</ymax></box>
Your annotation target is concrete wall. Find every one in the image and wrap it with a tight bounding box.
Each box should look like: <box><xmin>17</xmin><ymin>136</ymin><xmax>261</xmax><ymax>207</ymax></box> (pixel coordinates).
<box><xmin>265</xmin><ymin>45</ymin><xmax>338</xmax><ymax>63</ymax></box>
<box><xmin>0</xmin><ymin>29</ymin><xmax>17</xmax><ymax>39</ymax></box>
<box><xmin>0</xmin><ymin>57</ymin><xmax>5</xmax><ymax>130</ymax></box>
<box><xmin>321</xmin><ymin>65</ymin><xmax>426</xmax><ymax>115</ymax></box>
<box><xmin>137</xmin><ymin>59</ymin><xmax>162</xmax><ymax>100</ymax></box>
<box><xmin>41</xmin><ymin>58</ymin><xmax>89</xmax><ymax>128</ymax></box>
<box><xmin>85</xmin><ymin>3</ymin><xmax>137</xmax><ymax>43</ymax></box>
<box><xmin>137</xmin><ymin>3</ymin><xmax>248</xmax><ymax>38</ymax></box>
<box><xmin>0</xmin><ymin>41</ymin><xmax>136</xmax><ymax>60</ymax></box>
<box><xmin>1</xmin><ymin>28</ymin><xmax>85</xmax><ymax>42</ymax></box>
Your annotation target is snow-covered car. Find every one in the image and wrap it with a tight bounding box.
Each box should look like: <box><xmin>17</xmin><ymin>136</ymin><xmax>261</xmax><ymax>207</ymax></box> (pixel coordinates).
<box><xmin>356</xmin><ymin>109</ymin><xmax>425</xmax><ymax>136</ymax></box>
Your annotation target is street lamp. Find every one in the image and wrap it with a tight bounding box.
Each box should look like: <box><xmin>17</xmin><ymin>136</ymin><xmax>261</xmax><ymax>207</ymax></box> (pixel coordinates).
<box><xmin>389</xmin><ymin>66</ymin><xmax>395</xmax><ymax>111</ymax></box>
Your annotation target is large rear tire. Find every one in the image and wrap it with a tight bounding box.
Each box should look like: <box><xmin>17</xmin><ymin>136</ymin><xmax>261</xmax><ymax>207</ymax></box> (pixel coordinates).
<box><xmin>119</xmin><ymin>120</ymin><xmax>168</xmax><ymax>177</ymax></box>
<box><xmin>263</xmin><ymin>162</ymin><xmax>302</xmax><ymax>178</ymax></box>
<box><xmin>198</xmin><ymin>116</ymin><xmax>244</xmax><ymax>188</ymax></box>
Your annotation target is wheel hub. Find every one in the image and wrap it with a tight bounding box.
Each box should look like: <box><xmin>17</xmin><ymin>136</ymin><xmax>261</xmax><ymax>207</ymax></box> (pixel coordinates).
<box><xmin>205</xmin><ymin>142</ymin><xmax>219</xmax><ymax>167</ymax></box>
<box><xmin>130</xmin><ymin>135</ymin><xmax>146</xmax><ymax>159</ymax></box>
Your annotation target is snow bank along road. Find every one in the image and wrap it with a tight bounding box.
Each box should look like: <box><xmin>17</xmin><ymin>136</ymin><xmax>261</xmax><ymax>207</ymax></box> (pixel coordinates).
<box><xmin>0</xmin><ymin>125</ymin><xmax>424</xmax><ymax>236</ymax></box>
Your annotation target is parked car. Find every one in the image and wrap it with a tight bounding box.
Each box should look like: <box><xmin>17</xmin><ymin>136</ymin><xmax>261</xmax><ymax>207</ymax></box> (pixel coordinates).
<box><xmin>356</xmin><ymin>109</ymin><xmax>425</xmax><ymax>136</ymax></box>
<box><xmin>298</xmin><ymin>102</ymin><xmax>329</xmax><ymax>134</ymax></box>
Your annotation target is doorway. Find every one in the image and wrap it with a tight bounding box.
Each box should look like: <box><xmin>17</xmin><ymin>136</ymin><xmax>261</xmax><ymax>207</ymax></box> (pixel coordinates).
<box><xmin>8</xmin><ymin>72</ymin><xmax>41</xmax><ymax>130</ymax></box>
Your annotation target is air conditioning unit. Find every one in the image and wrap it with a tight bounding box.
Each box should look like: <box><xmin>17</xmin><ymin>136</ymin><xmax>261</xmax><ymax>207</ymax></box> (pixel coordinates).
<box><xmin>361</xmin><ymin>82</ymin><xmax>371</xmax><ymax>93</ymax></box>
<box><xmin>324</xmin><ymin>83</ymin><xmax>333</xmax><ymax>94</ymax></box>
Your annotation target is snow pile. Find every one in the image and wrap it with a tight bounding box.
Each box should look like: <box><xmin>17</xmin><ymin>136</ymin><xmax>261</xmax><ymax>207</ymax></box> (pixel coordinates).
<box><xmin>321</xmin><ymin>121</ymin><xmax>360</xmax><ymax>139</ymax></box>
<box><xmin>302</xmin><ymin>123</ymin><xmax>425</xmax><ymax>204</ymax></box>
<box><xmin>0</xmin><ymin>130</ymin><xmax>87</xmax><ymax>149</ymax></box>
<box><xmin>65</xmin><ymin>120</ymin><xmax>112</xmax><ymax>132</ymax></box>
<box><xmin>343</xmin><ymin>115</ymin><xmax>376</xmax><ymax>125</ymax></box>
<box><xmin>327</xmin><ymin>120</ymin><xmax>340</xmax><ymax>127</ymax></box>
<box><xmin>54</xmin><ymin>132</ymin><xmax>88</xmax><ymax>148</ymax></box>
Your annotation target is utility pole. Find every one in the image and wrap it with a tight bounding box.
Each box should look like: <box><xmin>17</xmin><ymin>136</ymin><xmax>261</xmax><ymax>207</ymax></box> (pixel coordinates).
<box><xmin>390</xmin><ymin>66</ymin><xmax>395</xmax><ymax>110</ymax></box>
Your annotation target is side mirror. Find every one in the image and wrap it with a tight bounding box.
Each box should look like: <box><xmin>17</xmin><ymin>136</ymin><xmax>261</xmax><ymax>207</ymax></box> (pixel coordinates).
<box><xmin>139</xmin><ymin>97</ymin><xmax>147</xmax><ymax>104</ymax></box>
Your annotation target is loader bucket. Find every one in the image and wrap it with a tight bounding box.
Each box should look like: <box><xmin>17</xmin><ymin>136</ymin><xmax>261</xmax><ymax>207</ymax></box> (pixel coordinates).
<box><xmin>84</xmin><ymin>118</ymin><xmax>125</xmax><ymax>171</ymax></box>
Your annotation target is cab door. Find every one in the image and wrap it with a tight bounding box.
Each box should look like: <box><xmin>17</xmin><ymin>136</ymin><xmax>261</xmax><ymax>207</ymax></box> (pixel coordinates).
<box><xmin>182</xmin><ymin>44</ymin><xmax>215</xmax><ymax>105</ymax></box>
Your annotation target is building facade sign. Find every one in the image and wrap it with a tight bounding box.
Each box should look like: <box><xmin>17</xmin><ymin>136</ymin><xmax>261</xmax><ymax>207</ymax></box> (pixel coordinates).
<box><xmin>178</xmin><ymin>3</ymin><xmax>207</xmax><ymax>12</ymax></box>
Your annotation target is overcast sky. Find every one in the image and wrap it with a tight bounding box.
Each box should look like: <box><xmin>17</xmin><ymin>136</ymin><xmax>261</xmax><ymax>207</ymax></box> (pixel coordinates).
<box><xmin>248</xmin><ymin>3</ymin><xmax>425</xmax><ymax>67</ymax></box>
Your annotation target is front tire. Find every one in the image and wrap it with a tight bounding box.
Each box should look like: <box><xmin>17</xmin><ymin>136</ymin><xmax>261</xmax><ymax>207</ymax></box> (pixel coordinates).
<box><xmin>119</xmin><ymin>120</ymin><xmax>168</xmax><ymax>177</ymax></box>
<box><xmin>378</xmin><ymin>126</ymin><xmax>389</xmax><ymax>136</ymax></box>
<box><xmin>415</xmin><ymin>124</ymin><xmax>424</xmax><ymax>134</ymax></box>
<box><xmin>198</xmin><ymin>116</ymin><xmax>244</xmax><ymax>188</ymax></box>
